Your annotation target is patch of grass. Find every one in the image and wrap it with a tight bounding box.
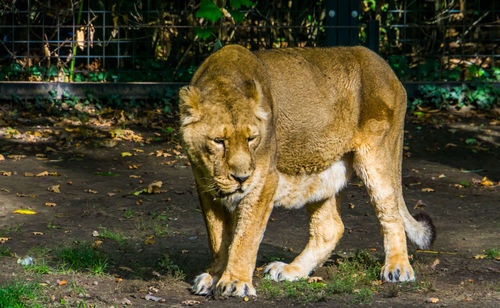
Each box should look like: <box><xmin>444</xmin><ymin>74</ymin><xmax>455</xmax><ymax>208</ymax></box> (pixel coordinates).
<box><xmin>123</xmin><ymin>208</ymin><xmax>134</xmax><ymax>218</ymax></box>
<box><xmin>25</xmin><ymin>259</ymin><xmax>51</xmax><ymax>274</ymax></box>
<box><xmin>99</xmin><ymin>228</ymin><xmax>128</xmax><ymax>246</ymax></box>
<box><xmin>485</xmin><ymin>248</ymin><xmax>499</xmax><ymax>259</ymax></box>
<box><xmin>0</xmin><ymin>224</ymin><xmax>22</xmax><ymax>236</ymax></box>
<box><xmin>351</xmin><ymin>287</ymin><xmax>373</xmax><ymax>304</ymax></box>
<box><xmin>55</xmin><ymin>242</ymin><xmax>108</xmax><ymax>275</ymax></box>
<box><xmin>258</xmin><ymin>250</ymin><xmax>382</xmax><ymax>304</ymax></box>
<box><xmin>153</xmin><ymin>221</ymin><xmax>170</xmax><ymax>236</ymax></box>
<box><xmin>0</xmin><ymin>247</ymin><xmax>13</xmax><ymax>257</ymax></box>
<box><xmin>157</xmin><ymin>254</ymin><xmax>185</xmax><ymax>280</ymax></box>
<box><xmin>0</xmin><ymin>279</ymin><xmax>42</xmax><ymax>307</ymax></box>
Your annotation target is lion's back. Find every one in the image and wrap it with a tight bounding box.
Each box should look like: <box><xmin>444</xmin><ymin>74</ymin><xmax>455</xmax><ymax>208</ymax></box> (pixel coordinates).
<box><xmin>255</xmin><ymin>46</ymin><xmax>403</xmax><ymax>175</ymax></box>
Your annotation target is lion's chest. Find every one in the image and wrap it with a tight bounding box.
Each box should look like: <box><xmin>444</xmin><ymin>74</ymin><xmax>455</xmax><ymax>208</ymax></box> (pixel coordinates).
<box><xmin>273</xmin><ymin>160</ymin><xmax>350</xmax><ymax>209</ymax></box>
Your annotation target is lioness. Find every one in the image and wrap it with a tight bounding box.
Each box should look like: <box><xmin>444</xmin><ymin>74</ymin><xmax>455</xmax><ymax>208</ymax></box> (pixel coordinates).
<box><xmin>179</xmin><ymin>45</ymin><xmax>435</xmax><ymax>297</ymax></box>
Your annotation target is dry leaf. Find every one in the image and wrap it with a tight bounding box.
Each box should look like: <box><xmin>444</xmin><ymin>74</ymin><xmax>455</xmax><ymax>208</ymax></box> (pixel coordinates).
<box><xmin>243</xmin><ymin>296</ymin><xmax>249</xmax><ymax>302</ymax></box>
<box><xmin>474</xmin><ymin>254</ymin><xmax>486</xmax><ymax>259</ymax></box>
<box><xmin>307</xmin><ymin>276</ymin><xmax>323</xmax><ymax>283</ymax></box>
<box><xmin>13</xmin><ymin>209</ymin><xmax>37</xmax><ymax>215</ymax></box>
<box><xmin>426</xmin><ymin>297</ymin><xmax>439</xmax><ymax>303</ymax></box>
<box><xmin>48</xmin><ymin>185</ymin><xmax>61</xmax><ymax>193</ymax></box>
<box><xmin>45</xmin><ymin>202</ymin><xmax>57</xmax><ymax>207</ymax></box>
<box><xmin>182</xmin><ymin>299</ymin><xmax>201</xmax><ymax>306</ymax></box>
<box><xmin>128</xmin><ymin>164</ymin><xmax>139</xmax><ymax>170</ymax></box>
<box><xmin>1</xmin><ymin>171</ymin><xmax>12</xmax><ymax>176</ymax></box>
<box><xmin>129</xmin><ymin>175</ymin><xmax>141</xmax><ymax>178</ymax></box>
<box><xmin>36</xmin><ymin>171</ymin><xmax>49</xmax><ymax>177</ymax></box>
<box><xmin>421</xmin><ymin>188</ymin><xmax>435</xmax><ymax>192</ymax></box>
<box><xmin>24</xmin><ymin>172</ymin><xmax>35</xmax><ymax>177</ymax></box>
<box><xmin>0</xmin><ymin>154</ymin><xmax>4</xmax><ymax>160</ymax></box>
<box><xmin>76</xmin><ymin>27</ymin><xmax>85</xmax><ymax>50</ymax></box>
<box><xmin>0</xmin><ymin>237</ymin><xmax>9</xmax><ymax>244</ymax></box>
<box><xmin>480</xmin><ymin>177</ymin><xmax>495</xmax><ymax>187</ymax></box>
<box><xmin>430</xmin><ymin>258</ymin><xmax>440</xmax><ymax>270</ymax></box>
<box><xmin>57</xmin><ymin>280</ymin><xmax>67</xmax><ymax>286</ymax></box>
<box><xmin>147</xmin><ymin>181</ymin><xmax>163</xmax><ymax>194</ymax></box>
<box><xmin>116</xmin><ymin>277</ymin><xmax>123</xmax><ymax>283</ymax></box>
<box><xmin>348</xmin><ymin>203</ymin><xmax>355</xmax><ymax>209</ymax></box>
<box><xmin>92</xmin><ymin>231</ymin><xmax>100</xmax><ymax>237</ymax></box>
<box><xmin>92</xmin><ymin>240</ymin><xmax>103</xmax><ymax>247</ymax></box>
<box><xmin>32</xmin><ymin>232</ymin><xmax>44</xmax><ymax>235</ymax></box>
<box><xmin>85</xmin><ymin>189</ymin><xmax>98</xmax><ymax>194</ymax></box>
<box><xmin>121</xmin><ymin>152</ymin><xmax>133</xmax><ymax>157</ymax></box>
<box><xmin>414</xmin><ymin>199</ymin><xmax>427</xmax><ymax>209</ymax></box>
<box><xmin>107</xmin><ymin>192</ymin><xmax>116</xmax><ymax>197</ymax></box>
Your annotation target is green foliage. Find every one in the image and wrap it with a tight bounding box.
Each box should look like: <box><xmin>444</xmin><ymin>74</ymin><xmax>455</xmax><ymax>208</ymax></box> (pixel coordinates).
<box><xmin>410</xmin><ymin>83</ymin><xmax>498</xmax><ymax>111</ymax></box>
<box><xmin>485</xmin><ymin>248</ymin><xmax>499</xmax><ymax>259</ymax></box>
<box><xmin>0</xmin><ymin>247</ymin><xmax>13</xmax><ymax>257</ymax></box>
<box><xmin>196</xmin><ymin>0</ymin><xmax>223</xmax><ymax>22</ymax></box>
<box><xmin>0</xmin><ymin>280</ymin><xmax>42</xmax><ymax>308</ymax></box>
<box><xmin>56</xmin><ymin>243</ymin><xmax>108</xmax><ymax>275</ymax></box>
<box><xmin>157</xmin><ymin>254</ymin><xmax>185</xmax><ymax>280</ymax></box>
<box><xmin>99</xmin><ymin>229</ymin><xmax>128</xmax><ymax>246</ymax></box>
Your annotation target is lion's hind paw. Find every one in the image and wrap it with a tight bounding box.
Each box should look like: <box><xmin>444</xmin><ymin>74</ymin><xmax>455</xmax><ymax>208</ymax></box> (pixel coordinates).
<box><xmin>264</xmin><ymin>261</ymin><xmax>304</xmax><ymax>282</ymax></box>
<box><xmin>380</xmin><ymin>262</ymin><xmax>415</xmax><ymax>282</ymax></box>
<box><xmin>192</xmin><ymin>273</ymin><xmax>215</xmax><ymax>295</ymax></box>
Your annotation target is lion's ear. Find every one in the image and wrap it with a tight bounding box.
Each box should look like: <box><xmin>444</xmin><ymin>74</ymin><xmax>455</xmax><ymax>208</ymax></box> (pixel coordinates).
<box><xmin>244</xmin><ymin>80</ymin><xmax>269</xmax><ymax>121</ymax></box>
<box><xmin>179</xmin><ymin>86</ymin><xmax>201</xmax><ymax>126</ymax></box>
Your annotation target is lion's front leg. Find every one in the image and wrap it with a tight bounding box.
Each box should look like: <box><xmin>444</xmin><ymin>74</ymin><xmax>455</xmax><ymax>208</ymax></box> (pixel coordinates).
<box><xmin>214</xmin><ymin>183</ymin><xmax>275</xmax><ymax>297</ymax></box>
<box><xmin>192</xmin><ymin>192</ymin><xmax>233</xmax><ymax>295</ymax></box>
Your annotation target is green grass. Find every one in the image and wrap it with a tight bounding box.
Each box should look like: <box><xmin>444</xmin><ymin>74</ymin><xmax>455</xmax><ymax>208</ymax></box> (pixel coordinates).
<box><xmin>25</xmin><ymin>259</ymin><xmax>51</xmax><ymax>274</ymax></box>
<box><xmin>157</xmin><ymin>254</ymin><xmax>185</xmax><ymax>280</ymax></box>
<box><xmin>99</xmin><ymin>228</ymin><xmax>128</xmax><ymax>246</ymax></box>
<box><xmin>485</xmin><ymin>248</ymin><xmax>499</xmax><ymax>259</ymax></box>
<box><xmin>0</xmin><ymin>280</ymin><xmax>42</xmax><ymax>307</ymax></box>
<box><xmin>55</xmin><ymin>243</ymin><xmax>108</xmax><ymax>275</ymax></box>
<box><xmin>0</xmin><ymin>247</ymin><xmax>13</xmax><ymax>257</ymax></box>
<box><xmin>123</xmin><ymin>208</ymin><xmax>134</xmax><ymax>218</ymax></box>
<box><xmin>258</xmin><ymin>250</ymin><xmax>382</xmax><ymax>304</ymax></box>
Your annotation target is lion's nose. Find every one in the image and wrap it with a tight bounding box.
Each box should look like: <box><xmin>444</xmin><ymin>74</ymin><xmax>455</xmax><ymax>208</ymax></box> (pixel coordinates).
<box><xmin>231</xmin><ymin>174</ymin><xmax>250</xmax><ymax>184</ymax></box>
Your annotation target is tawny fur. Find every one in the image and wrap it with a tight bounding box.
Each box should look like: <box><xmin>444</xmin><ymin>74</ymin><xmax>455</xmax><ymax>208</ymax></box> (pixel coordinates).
<box><xmin>179</xmin><ymin>45</ymin><xmax>436</xmax><ymax>297</ymax></box>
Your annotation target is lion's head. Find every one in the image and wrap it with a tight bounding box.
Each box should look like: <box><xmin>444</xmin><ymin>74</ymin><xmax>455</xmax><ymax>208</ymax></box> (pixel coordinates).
<box><xmin>179</xmin><ymin>73</ymin><xmax>274</xmax><ymax>207</ymax></box>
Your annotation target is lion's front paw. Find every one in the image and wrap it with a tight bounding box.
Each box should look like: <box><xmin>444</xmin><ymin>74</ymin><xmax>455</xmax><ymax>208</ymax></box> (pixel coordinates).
<box><xmin>264</xmin><ymin>261</ymin><xmax>307</xmax><ymax>281</ymax></box>
<box><xmin>192</xmin><ymin>273</ymin><xmax>216</xmax><ymax>295</ymax></box>
<box><xmin>214</xmin><ymin>273</ymin><xmax>256</xmax><ymax>297</ymax></box>
<box><xmin>380</xmin><ymin>257</ymin><xmax>415</xmax><ymax>282</ymax></box>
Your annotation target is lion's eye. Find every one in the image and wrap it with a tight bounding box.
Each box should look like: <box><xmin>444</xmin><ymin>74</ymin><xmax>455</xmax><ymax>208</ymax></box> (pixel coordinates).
<box><xmin>248</xmin><ymin>135</ymin><xmax>258</xmax><ymax>143</ymax></box>
<box><xmin>213</xmin><ymin>138</ymin><xmax>225</xmax><ymax>146</ymax></box>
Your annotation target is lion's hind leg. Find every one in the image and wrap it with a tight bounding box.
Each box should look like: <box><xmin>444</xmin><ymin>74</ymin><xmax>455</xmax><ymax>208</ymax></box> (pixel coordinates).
<box><xmin>265</xmin><ymin>195</ymin><xmax>344</xmax><ymax>281</ymax></box>
<box><xmin>353</xmin><ymin>125</ymin><xmax>415</xmax><ymax>282</ymax></box>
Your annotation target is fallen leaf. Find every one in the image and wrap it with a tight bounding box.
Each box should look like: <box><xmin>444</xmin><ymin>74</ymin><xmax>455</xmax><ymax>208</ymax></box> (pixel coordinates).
<box><xmin>243</xmin><ymin>296</ymin><xmax>249</xmax><ymax>302</ymax></box>
<box><xmin>133</xmin><ymin>148</ymin><xmax>144</xmax><ymax>153</ymax></box>
<box><xmin>430</xmin><ymin>258</ymin><xmax>440</xmax><ymax>270</ymax></box>
<box><xmin>414</xmin><ymin>199</ymin><xmax>427</xmax><ymax>209</ymax></box>
<box><xmin>438</xmin><ymin>174</ymin><xmax>446</xmax><ymax>178</ymax></box>
<box><xmin>85</xmin><ymin>189</ymin><xmax>98</xmax><ymax>194</ymax></box>
<box><xmin>348</xmin><ymin>203</ymin><xmax>355</xmax><ymax>209</ymax></box>
<box><xmin>462</xmin><ymin>297</ymin><xmax>472</xmax><ymax>302</ymax></box>
<box><xmin>36</xmin><ymin>171</ymin><xmax>49</xmax><ymax>177</ymax></box>
<box><xmin>0</xmin><ymin>237</ymin><xmax>9</xmax><ymax>244</ymax></box>
<box><xmin>147</xmin><ymin>181</ymin><xmax>163</xmax><ymax>194</ymax></box>
<box><xmin>92</xmin><ymin>240</ymin><xmax>103</xmax><ymax>247</ymax></box>
<box><xmin>421</xmin><ymin>188</ymin><xmax>435</xmax><ymax>192</ymax></box>
<box><xmin>92</xmin><ymin>231</ymin><xmax>100</xmax><ymax>237</ymax></box>
<box><xmin>24</xmin><ymin>172</ymin><xmax>35</xmax><ymax>177</ymax></box>
<box><xmin>116</xmin><ymin>278</ymin><xmax>123</xmax><ymax>283</ymax></box>
<box><xmin>307</xmin><ymin>276</ymin><xmax>324</xmax><ymax>283</ymax></box>
<box><xmin>1</xmin><ymin>171</ymin><xmax>12</xmax><ymax>176</ymax></box>
<box><xmin>57</xmin><ymin>280</ymin><xmax>67</xmax><ymax>286</ymax></box>
<box><xmin>121</xmin><ymin>152</ymin><xmax>133</xmax><ymax>157</ymax></box>
<box><xmin>119</xmin><ymin>266</ymin><xmax>134</xmax><ymax>272</ymax></box>
<box><xmin>48</xmin><ymin>185</ymin><xmax>61</xmax><ymax>193</ymax></box>
<box><xmin>144</xmin><ymin>238</ymin><xmax>156</xmax><ymax>245</ymax></box>
<box><xmin>182</xmin><ymin>299</ymin><xmax>201</xmax><ymax>306</ymax></box>
<box><xmin>474</xmin><ymin>254</ymin><xmax>486</xmax><ymax>259</ymax></box>
<box><xmin>128</xmin><ymin>164</ymin><xmax>139</xmax><ymax>170</ymax></box>
<box><xmin>0</xmin><ymin>154</ymin><xmax>4</xmax><ymax>160</ymax></box>
<box><xmin>107</xmin><ymin>192</ymin><xmax>116</xmax><ymax>197</ymax></box>
<box><xmin>129</xmin><ymin>175</ymin><xmax>141</xmax><ymax>178</ymax></box>
<box><xmin>426</xmin><ymin>297</ymin><xmax>439</xmax><ymax>303</ymax></box>
<box><xmin>480</xmin><ymin>177</ymin><xmax>495</xmax><ymax>187</ymax></box>
<box><xmin>32</xmin><ymin>232</ymin><xmax>44</xmax><ymax>235</ymax></box>
<box><xmin>45</xmin><ymin>202</ymin><xmax>57</xmax><ymax>207</ymax></box>
<box><xmin>13</xmin><ymin>209</ymin><xmax>37</xmax><ymax>215</ymax></box>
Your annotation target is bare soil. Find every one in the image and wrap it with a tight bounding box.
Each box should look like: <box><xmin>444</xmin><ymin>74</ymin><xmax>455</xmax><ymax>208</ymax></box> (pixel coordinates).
<box><xmin>0</xmin><ymin>113</ymin><xmax>499</xmax><ymax>307</ymax></box>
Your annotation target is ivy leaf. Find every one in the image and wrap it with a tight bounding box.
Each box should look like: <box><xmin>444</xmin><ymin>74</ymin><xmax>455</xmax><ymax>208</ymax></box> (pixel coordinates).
<box><xmin>195</xmin><ymin>27</ymin><xmax>214</xmax><ymax>40</ymax></box>
<box><xmin>230</xmin><ymin>0</ymin><xmax>255</xmax><ymax>9</ymax></box>
<box><xmin>229</xmin><ymin>9</ymin><xmax>245</xmax><ymax>23</ymax></box>
<box><xmin>196</xmin><ymin>0</ymin><xmax>222</xmax><ymax>23</ymax></box>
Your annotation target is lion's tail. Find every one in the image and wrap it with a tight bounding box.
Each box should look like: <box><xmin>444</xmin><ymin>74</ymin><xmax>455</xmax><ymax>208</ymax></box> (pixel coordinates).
<box><xmin>399</xmin><ymin>203</ymin><xmax>436</xmax><ymax>250</ymax></box>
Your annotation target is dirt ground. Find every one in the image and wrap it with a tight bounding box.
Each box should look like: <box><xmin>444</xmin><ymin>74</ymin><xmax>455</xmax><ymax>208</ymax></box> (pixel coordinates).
<box><xmin>0</xmin><ymin>112</ymin><xmax>499</xmax><ymax>307</ymax></box>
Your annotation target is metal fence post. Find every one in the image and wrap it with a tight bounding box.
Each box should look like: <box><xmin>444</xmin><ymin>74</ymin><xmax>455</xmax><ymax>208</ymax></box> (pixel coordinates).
<box><xmin>326</xmin><ymin>0</ymin><xmax>360</xmax><ymax>47</ymax></box>
<box><xmin>367</xmin><ymin>19</ymin><xmax>379</xmax><ymax>53</ymax></box>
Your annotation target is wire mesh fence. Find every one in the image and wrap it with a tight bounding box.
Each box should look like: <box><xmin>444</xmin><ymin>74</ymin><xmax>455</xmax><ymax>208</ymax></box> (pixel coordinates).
<box><xmin>0</xmin><ymin>0</ymin><xmax>498</xmax><ymax>82</ymax></box>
